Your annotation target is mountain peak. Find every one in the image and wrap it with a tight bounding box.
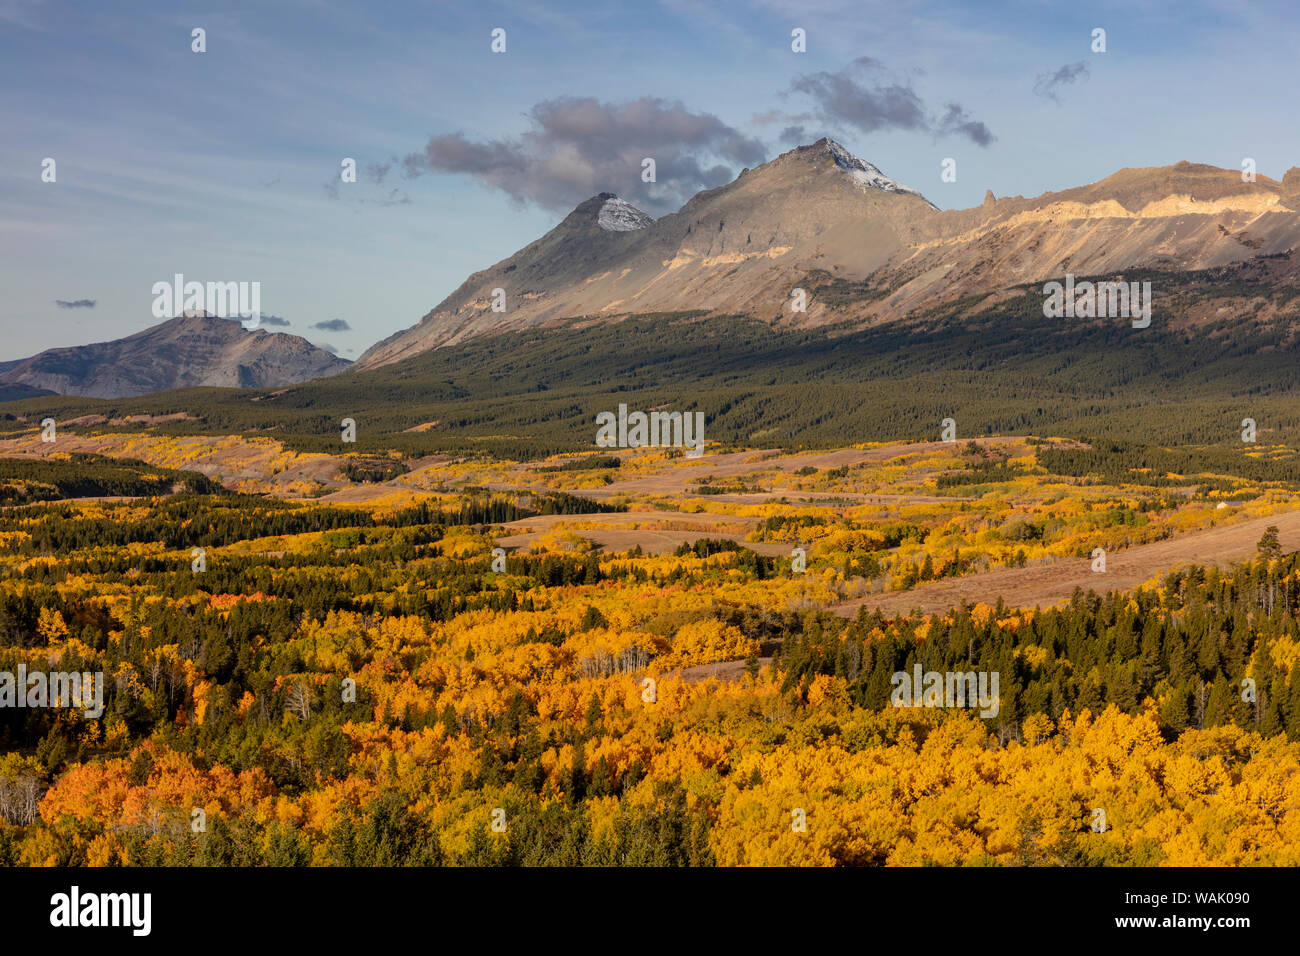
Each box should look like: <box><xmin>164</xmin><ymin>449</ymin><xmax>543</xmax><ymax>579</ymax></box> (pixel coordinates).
<box><xmin>554</xmin><ymin>193</ymin><xmax>653</xmax><ymax>234</ymax></box>
<box><xmin>791</xmin><ymin>137</ymin><xmax>934</xmax><ymax>207</ymax></box>
<box><xmin>596</xmin><ymin>195</ymin><xmax>653</xmax><ymax>232</ymax></box>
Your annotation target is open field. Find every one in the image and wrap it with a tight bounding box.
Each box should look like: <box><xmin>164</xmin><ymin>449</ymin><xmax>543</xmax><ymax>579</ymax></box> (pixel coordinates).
<box><xmin>832</xmin><ymin>505</ymin><xmax>1300</xmax><ymax>616</ymax></box>
<box><xmin>4</xmin><ymin>429</ymin><xmax>1299</xmax><ymax>602</ymax></box>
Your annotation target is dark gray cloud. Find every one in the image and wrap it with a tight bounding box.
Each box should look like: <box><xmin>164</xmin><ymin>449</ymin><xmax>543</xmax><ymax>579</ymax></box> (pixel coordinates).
<box><xmin>311</xmin><ymin>318</ymin><xmax>351</xmax><ymax>332</ymax></box>
<box><xmin>54</xmin><ymin>299</ymin><xmax>95</xmax><ymax>309</ymax></box>
<box><xmin>791</xmin><ymin>57</ymin><xmax>927</xmax><ymax>133</ymax></box>
<box><xmin>1034</xmin><ymin>61</ymin><xmax>1089</xmax><ymax>101</ymax></box>
<box><xmin>785</xmin><ymin>57</ymin><xmax>994</xmax><ymax>147</ymax></box>
<box><xmin>400</xmin><ymin>96</ymin><xmax>768</xmax><ymax>214</ymax></box>
<box><xmin>260</xmin><ymin>314</ymin><xmax>291</xmax><ymax>327</ymax></box>
<box><xmin>935</xmin><ymin>104</ymin><xmax>995</xmax><ymax>148</ymax></box>
<box><xmin>315</xmin><ymin>342</ymin><xmax>339</xmax><ymax>354</ymax></box>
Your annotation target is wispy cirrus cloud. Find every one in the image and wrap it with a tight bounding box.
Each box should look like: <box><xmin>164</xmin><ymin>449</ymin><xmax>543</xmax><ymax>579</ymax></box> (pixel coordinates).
<box><xmin>1033</xmin><ymin>61</ymin><xmax>1089</xmax><ymax>102</ymax></box>
<box><xmin>322</xmin><ymin>176</ymin><xmax>410</xmax><ymax>206</ymax></box>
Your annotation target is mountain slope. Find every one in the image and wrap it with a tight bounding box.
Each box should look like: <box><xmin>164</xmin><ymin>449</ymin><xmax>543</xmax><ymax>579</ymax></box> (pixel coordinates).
<box><xmin>358</xmin><ymin>138</ymin><xmax>939</xmax><ymax>366</ymax></box>
<box><xmin>0</xmin><ymin>315</ymin><xmax>351</xmax><ymax>398</ymax></box>
<box><xmin>358</xmin><ymin>139</ymin><xmax>1300</xmax><ymax>369</ymax></box>
<box><xmin>877</xmin><ymin>161</ymin><xmax>1300</xmax><ymax>318</ymax></box>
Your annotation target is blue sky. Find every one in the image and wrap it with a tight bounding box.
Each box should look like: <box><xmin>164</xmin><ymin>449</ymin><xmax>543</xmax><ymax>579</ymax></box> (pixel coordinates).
<box><xmin>2</xmin><ymin>0</ymin><xmax>1298</xmax><ymax>361</ymax></box>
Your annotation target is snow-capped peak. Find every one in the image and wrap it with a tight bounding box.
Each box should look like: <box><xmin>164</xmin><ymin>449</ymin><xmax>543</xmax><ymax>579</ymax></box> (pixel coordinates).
<box><xmin>597</xmin><ymin>196</ymin><xmax>653</xmax><ymax>232</ymax></box>
<box><xmin>821</xmin><ymin>139</ymin><xmax>935</xmax><ymax>207</ymax></box>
